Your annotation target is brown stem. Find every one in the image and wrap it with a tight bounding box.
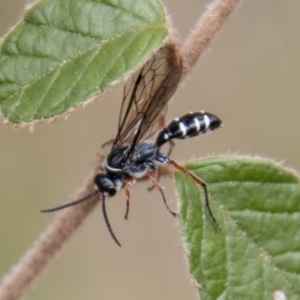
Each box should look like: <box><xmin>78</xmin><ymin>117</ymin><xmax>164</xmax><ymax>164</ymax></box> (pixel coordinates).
<box><xmin>181</xmin><ymin>0</ymin><xmax>241</xmax><ymax>78</ymax></box>
<box><xmin>0</xmin><ymin>0</ymin><xmax>241</xmax><ymax>299</ymax></box>
<box><xmin>0</xmin><ymin>169</ymin><xmax>100</xmax><ymax>300</ymax></box>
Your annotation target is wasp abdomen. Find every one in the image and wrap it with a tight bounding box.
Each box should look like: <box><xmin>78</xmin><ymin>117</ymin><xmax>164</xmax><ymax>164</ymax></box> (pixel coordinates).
<box><xmin>155</xmin><ymin>111</ymin><xmax>222</xmax><ymax>148</ymax></box>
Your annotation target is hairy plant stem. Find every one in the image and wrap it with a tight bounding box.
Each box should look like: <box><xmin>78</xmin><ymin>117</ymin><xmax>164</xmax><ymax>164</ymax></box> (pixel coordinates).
<box><xmin>0</xmin><ymin>0</ymin><xmax>241</xmax><ymax>299</ymax></box>
<box><xmin>181</xmin><ymin>0</ymin><xmax>241</xmax><ymax>78</ymax></box>
<box><xmin>0</xmin><ymin>168</ymin><xmax>100</xmax><ymax>300</ymax></box>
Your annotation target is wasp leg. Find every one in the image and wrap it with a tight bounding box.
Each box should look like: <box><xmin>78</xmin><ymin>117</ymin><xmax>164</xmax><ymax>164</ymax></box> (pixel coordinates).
<box><xmin>167</xmin><ymin>139</ymin><xmax>175</xmax><ymax>157</ymax></box>
<box><xmin>101</xmin><ymin>139</ymin><xmax>114</xmax><ymax>149</ymax></box>
<box><xmin>124</xmin><ymin>178</ymin><xmax>134</xmax><ymax>220</ymax></box>
<box><xmin>97</xmin><ymin>154</ymin><xmax>107</xmax><ymax>173</ymax></box>
<box><xmin>148</xmin><ymin>117</ymin><xmax>175</xmax><ymax>192</ymax></box>
<box><xmin>148</xmin><ymin>171</ymin><xmax>177</xmax><ymax>217</ymax></box>
<box><xmin>147</xmin><ymin>169</ymin><xmax>160</xmax><ymax>192</ymax></box>
<box><xmin>148</xmin><ymin>140</ymin><xmax>175</xmax><ymax>192</ymax></box>
<box><xmin>98</xmin><ymin>140</ymin><xmax>114</xmax><ymax>160</ymax></box>
<box><xmin>170</xmin><ymin>160</ymin><xmax>221</xmax><ymax>230</ymax></box>
<box><xmin>158</xmin><ymin>117</ymin><xmax>176</xmax><ymax>156</ymax></box>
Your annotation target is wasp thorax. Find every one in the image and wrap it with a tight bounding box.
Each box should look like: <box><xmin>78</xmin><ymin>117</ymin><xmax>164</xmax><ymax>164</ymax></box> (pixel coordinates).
<box><xmin>130</xmin><ymin>143</ymin><xmax>158</xmax><ymax>162</ymax></box>
<box><xmin>105</xmin><ymin>146</ymin><xmax>131</xmax><ymax>172</ymax></box>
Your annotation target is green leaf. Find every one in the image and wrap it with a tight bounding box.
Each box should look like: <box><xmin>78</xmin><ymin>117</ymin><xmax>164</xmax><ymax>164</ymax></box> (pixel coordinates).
<box><xmin>175</xmin><ymin>156</ymin><xmax>300</xmax><ymax>300</ymax></box>
<box><xmin>0</xmin><ymin>0</ymin><xmax>168</xmax><ymax>124</ymax></box>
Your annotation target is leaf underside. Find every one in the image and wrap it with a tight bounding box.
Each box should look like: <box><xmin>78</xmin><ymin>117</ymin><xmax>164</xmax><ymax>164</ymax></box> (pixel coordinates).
<box><xmin>175</xmin><ymin>156</ymin><xmax>300</xmax><ymax>300</ymax></box>
<box><xmin>0</xmin><ymin>0</ymin><xmax>168</xmax><ymax>124</ymax></box>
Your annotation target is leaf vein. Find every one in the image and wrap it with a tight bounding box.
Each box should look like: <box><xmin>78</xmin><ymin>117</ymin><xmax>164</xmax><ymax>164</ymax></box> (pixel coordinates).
<box><xmin>223</xmin><ymin>206</ymin><xmax>297</xmax><ymax>294</ymax></box>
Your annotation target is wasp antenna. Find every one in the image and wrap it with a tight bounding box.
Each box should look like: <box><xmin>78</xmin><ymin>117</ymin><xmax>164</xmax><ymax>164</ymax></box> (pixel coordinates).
<box><xmin>41</xmin><ymin>190</ymin><xmax>100</xmax><ymax>213</ymax></box>
<box><xmin>101</xmin><ymin>195</ymin><xmax>122</xmax><ymax>247</ymax></box>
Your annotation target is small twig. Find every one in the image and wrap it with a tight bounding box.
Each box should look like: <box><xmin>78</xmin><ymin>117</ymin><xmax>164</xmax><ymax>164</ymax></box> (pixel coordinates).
<box><xmin>0</xmin><ymin>168</ymin><xmax>100</xmax><ymax>300</ymax></box>
<box><xmin>181</xmin><ymin>0</ymin><xmax>241</xmax><ymax>78</ymax></box>
<box><xmin>0</xmin><ymin>0</ymin><xmax>241</xmax><ymax>299</ymax></box>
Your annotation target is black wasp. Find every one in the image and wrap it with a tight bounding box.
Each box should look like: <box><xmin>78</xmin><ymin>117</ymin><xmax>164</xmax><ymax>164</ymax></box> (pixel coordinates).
<box><xmin>42</xmin><ymin>46</ymin><xmax>222</xmax><ymax>246</ymax></box>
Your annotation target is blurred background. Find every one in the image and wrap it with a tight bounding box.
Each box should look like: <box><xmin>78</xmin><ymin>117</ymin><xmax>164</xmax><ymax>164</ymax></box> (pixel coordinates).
<box><xmin>0</xmin><ymin>1</ymin><xmax>299</xmax><ymax>299</ymax></box>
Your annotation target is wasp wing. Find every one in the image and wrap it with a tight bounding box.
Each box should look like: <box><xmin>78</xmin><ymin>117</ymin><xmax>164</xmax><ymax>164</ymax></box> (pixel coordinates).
<box><xmin>112</xmin><ymin>46</ymin><xmax>183</xmax><ymax>155</ymax></box>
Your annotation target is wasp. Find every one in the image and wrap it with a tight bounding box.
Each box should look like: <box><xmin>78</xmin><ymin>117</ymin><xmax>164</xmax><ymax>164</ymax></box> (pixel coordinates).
<box><xmin>42</xmin><ymin>46</ymin><xmax>222</xmax><ymax>246</ymax></box>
